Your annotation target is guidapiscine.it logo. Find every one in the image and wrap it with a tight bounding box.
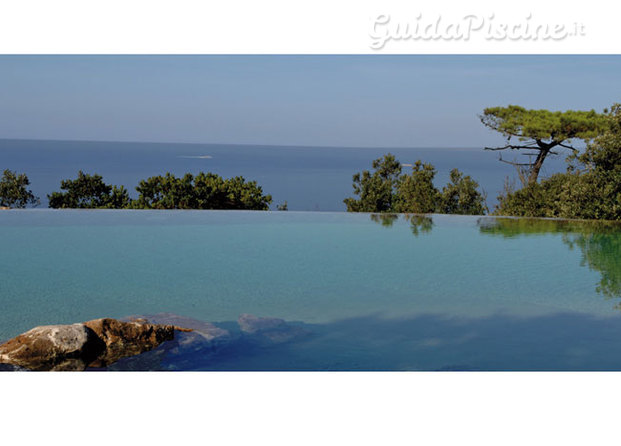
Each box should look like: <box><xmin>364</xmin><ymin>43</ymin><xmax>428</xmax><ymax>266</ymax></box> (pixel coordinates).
<box><xmin>369</xmin><ymin>14</ymin><xmax>586</xmax><ymax>49</ymax></box>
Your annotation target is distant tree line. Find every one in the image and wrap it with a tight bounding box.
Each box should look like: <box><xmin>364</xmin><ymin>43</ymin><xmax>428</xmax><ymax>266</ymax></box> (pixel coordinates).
<box><xmin>0</xmin><ymin>170</ymin><xmax>274</xmax><ymax>210</ymax></box>
<box><xmin>345</xmin><ymin>103</ymin><xmax>621</xmax><ymax>219</ymax></box>
<box><xmin>0</xmin><ymin>169</ymin><xmax>40</xmax><ymax>208</ymax></box>
<box><xmin>3</xmin><ymin>103</ymin><xmax>620</xmax><ymax>219</ymax></box>
<box><xmin>343</xmin><ymin>155</ymin><xmax>488</xmax><ymax>215</ymax></box>
<box><xmin>48</xmin><ymin>171</ymin><xmax>273</xmax><ymax>210</ymax></box>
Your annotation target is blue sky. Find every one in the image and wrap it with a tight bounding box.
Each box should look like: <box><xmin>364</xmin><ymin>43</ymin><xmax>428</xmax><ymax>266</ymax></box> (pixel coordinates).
<box><xmin>0</xmin><ymin>55</ymin><xmax>619</xmax><ymax>147</ymax></box>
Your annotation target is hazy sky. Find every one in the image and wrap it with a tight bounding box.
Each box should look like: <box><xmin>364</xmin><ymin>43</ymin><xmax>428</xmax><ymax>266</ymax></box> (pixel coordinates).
<box><xmin>0</xmin><ymin>55</ymin><xmax>619</xmax><ymax>147</ymax></box>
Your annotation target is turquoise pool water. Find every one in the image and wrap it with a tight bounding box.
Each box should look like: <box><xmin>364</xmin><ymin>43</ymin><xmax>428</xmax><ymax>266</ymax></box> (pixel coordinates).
<box><xmin>2</xmin><ymin>210</ymin><xmax>621</xmax><ymax>370</ymax></box>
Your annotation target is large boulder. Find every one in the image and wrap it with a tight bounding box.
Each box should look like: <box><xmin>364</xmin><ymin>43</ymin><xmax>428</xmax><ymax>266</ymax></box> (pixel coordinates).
<box><xmin>83</xmin><ymin>318</ymin><xmax>186</xmax><ymax>368</ymax></box>
<box><xmin>0</xmin><ymin>318</ymin><xmax>191</xmax><ymax>371</ymax></box>
<box><xmin>106</xmin><ymin>313</ymin><xmax>232</xmax><ymax>371</ymax></box>
<box><xmin>0</xmin><ymin>323</ymin><xmax>103</xmax><ymax>371</ymax></box>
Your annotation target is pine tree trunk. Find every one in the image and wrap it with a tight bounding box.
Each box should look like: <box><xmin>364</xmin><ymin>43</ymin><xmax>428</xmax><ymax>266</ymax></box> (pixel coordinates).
<box><xmin>527</xmin><ymin>149</ymin><xmax>549</xmax><ymax>185</ymax></box>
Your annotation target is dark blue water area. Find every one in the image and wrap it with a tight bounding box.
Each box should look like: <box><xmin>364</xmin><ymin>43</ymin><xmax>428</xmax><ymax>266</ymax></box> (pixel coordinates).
<box><xmin>0</xmin><ymin>138</ymin><xmax>569</xmax><ymax>211</ymax></box>
<box><xmin>106</xmin><ymin>312</ymin><xmax>621</xmax><ymax>372</ymax></box>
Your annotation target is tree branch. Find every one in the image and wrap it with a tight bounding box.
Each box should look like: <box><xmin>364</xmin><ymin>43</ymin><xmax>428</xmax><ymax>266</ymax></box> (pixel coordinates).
<box><xmin>484</xmin><ymin>143</ymin><xmax>543</xmax><ymax>151</ymax></box>
<box><xmin>498</xmin><ymin>158</ymin><xmax>534</xmax><ymax>167</ymax></box>
<box><xmin>520</xmin><ymin>151</ymin><xmax>559</xmax><ymax>156</ymax></box>
<box><xmin>557</xmin><ymin>142</ymin><xmax>578</xmax><ymax>152</ymax></box>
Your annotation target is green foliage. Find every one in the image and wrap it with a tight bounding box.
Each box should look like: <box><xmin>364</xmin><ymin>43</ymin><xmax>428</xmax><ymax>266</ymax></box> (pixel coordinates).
<box><xmin>0</xmin><ymin>169</ymin><xmax>39</xmax><ymax>208</ymax></box>
<box><xmin>495</xmin><ymin>104</ymin><xmax>621</xmax><ymax>220</ymax></box>
<box><xmin>477</xmin><ymin>216</ymin><xmax>620</xmax><ymax>238</ymax></box>
<box><xmin>107</xmin><ymin>185</ymin><xmax>132</xmax><ymax>209</ymax></box>
<box><xmin>479</xmin><ymin>217</ymin><xmax>621</xmax><ymax>308</ymax></box>
<box><xmin>370</xmin><ymin>213</ymin><xmax>399</xmax><ymax>227</ymax></box>
<box><xmin>48</xmin><ymin>171</ymin><xmax>130</xmax><ymax>209</ymax></box>
<box><xmin>393</xmin><ymin>161</ymin><xmax>438</xmax><ymax>213</ymax></box>
<box><xmin>480</xmin><ymin>105</ymin><xmax>607</xmax><ymax>185</ymax></box>
<box><xmin>345</xmin><ymin>155</ymin><xmax>487</xmax><ymax>215</ymax></box>
<box><xmin>343</xmin><ymin>154</ymin><xmax>401</xmax><ymax>212</ymax></box>
<box><xmin>132</xmin><ymin>173</ymin><xmax>195</xmax><ymax>209</ymax></box>
<box><xmin>219</xmin><ymin>175</ymin><xmax>272</xmax><ymax>210</ymax></box>
<box><xmin>48</xmin><ymin>171</ymin><xmax>272</xmax><ymax>210</ymax></box>
<box><xmin>576</xmin><ymin>105</ymin><xmax>621</xmax><ymax>172</ymax></box>
<box><xmin>437</xmin><ymin>169</ymin><xmax>488</xmax><ymax>215</ymax></box>
<box><xmin>369</xmin><ymin>213</ymin><xmax>434</xmax><ymax>236</ymax></box>
<box><xmin>495</xmin><ymin>171</ymin><xmax>616</xmax><ymax>219</ymax></box>
<box><xmin>494</xmin><ymin>174</ymin><xmax>567</xmax><ymax>218</ymax></box>
<box><xmin>277</xmin><ymin>201</ymin><xmax>288</xmax><ymax>211</ymax></box>
<box><xmin>481</xmin><ymin>105</ymin><xmax>606</xmax><ymax>141</ymax></box>
<box><xmin>133</xmin><ymin>172</ymin><xmax>272</xmax><ymax>210</ymax></box>
<box><xmin>567</xmin><ymin>230</ymin><xmax>621</xmax><ymax>302</ymax></box>
<box><xmin>407</xmin><ymin>215</ymin><xmax>434</xmax><ymax>236</ymax></box>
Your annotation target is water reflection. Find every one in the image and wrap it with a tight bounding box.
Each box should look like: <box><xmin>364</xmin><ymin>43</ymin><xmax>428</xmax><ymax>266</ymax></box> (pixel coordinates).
<box><xmin>102</xmin><ymin>312</ymin><xmax>621</xmax><ymax>371</ymax></box>
<box><xmin>369</xmin><ymin>214</ymin><xmax>621</xmax><ymax>309</ymax></box>
<box><xmin>370</xmin><ymin>213</ymin><xmax>434</xmax><ymax>236</ymax></box>
<box><xmin>478</xmin><ymin>217</ymin><xmax>621</xmax><ymax>308</ymax></box>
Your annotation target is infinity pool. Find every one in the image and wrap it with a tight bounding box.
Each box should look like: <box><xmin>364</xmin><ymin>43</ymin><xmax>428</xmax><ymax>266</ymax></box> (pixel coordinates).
<box><xmin>1</xmin><ymin>210</ymin><xmax>621</xmax><ymax>370</ymax></box>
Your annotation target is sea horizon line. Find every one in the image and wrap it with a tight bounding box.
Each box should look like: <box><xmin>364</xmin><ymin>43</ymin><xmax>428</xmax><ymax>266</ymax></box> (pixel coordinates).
<box><xmin>0</xmin><ymin>137</ymin><xmax>484</xmax><ymax>151</ymax></box>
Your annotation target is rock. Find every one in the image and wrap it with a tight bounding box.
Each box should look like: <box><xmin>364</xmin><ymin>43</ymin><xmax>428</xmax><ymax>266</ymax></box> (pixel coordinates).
<box><xmin>238</xmin><ymin>314</ymin><xmax>308</xmax><ymax>343</ymax></box>
<box><xmin>0</xmin><ymin>318</ymin><xmax>192</xmax><ymax>371</ymax></box>
<box><xmin>125</xmin><ymin>313</ymin><xmax>229</xmax><ymax>343</ymax></box>
<box><xmin>83</xmin><ymin>318</ymin><xmax>181</xmax><ymax>368</ymax></box>
<box><xmin>0</xmin><ymin>206</ymin><xmax>10</xmax><ymax>210</ymax></box>
<box><xmin>103</xmin><ymin>314</ymin><xmax>233</xmax><ymax>371</ymax></box>
<box><xmin>0</xmin><ymin>324</ymin><xmax>102</xmax><ymax>371</ymax></box>
<box><xmin>84</xmin><ymin>318</ymin><xmax>176</xmax><ymax>348</ymax></box>
<box><xmin>121</xmin><ymin>313</ymin><xmax>231</xmax><ymax>361</ymax></box>
<box><xmin>0</xmin><ymin>314</ymin><xmax>310</xmax><ymax>371</ymax></box>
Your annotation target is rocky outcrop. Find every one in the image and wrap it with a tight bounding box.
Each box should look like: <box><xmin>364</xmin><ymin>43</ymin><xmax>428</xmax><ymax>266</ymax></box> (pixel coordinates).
<box><xmin>127</xmin><ymin>313</ymin><xmax>229</xmax><ymax>344</ymax></box>
<box><xmin>0</xmin><ymin>318</ymin><xmax>191</xmax><ymax>371</ymax></box>
<box><xmin>102</xmin><ymin>313</ymin><xmax>232</xmax><ymax>371</ymax></box>
<box><xmin>0</xmin><ymin>313</ymin><xmax>312</xmax><ymax>371</ymax></box>
<box><xmin>103</xmin><ymin>313</ymin><xmax>309</xmax><ymax>370</ymax></box>
<box><xmin>83</xmin><ymin>318</ymin><xmax>191</xmax><ymax>368</ymax></box>
<box><xmin>0</xmin><ymin>324</ymin><xmax>101</xmax><ymax>371</ymax></box>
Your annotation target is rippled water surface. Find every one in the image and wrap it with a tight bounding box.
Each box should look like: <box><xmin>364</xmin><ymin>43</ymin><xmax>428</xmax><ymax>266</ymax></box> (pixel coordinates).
<box><xmin>2</xmin><ymin>210</ymin><xmax>621</xmax><ymax>370</ymax></box>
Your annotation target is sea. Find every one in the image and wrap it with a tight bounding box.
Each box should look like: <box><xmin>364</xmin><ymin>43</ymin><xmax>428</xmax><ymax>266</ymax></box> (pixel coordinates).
<box><xmin>0</xmin><ymin>138</ymin><xmax>569</xmax><ymax>211</ymax></box>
